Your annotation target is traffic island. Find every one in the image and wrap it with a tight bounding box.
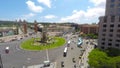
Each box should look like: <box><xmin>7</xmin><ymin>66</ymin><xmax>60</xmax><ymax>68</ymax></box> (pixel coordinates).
<box><xmin>21</xmin><ymin>37</ymin><xmax>66</xmax><ymax>51</ymax></box>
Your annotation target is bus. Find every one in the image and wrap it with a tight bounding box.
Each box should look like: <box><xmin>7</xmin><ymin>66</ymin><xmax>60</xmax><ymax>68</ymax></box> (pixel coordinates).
<box><xmin>77</xmin><ymin>37</ymin><xmax>83</xmax><ymax>47</ymax></box>
<box><xmin>63</xmin><ymin>47</ymin><xmax>68</xmax><ymax>57</ymax></box>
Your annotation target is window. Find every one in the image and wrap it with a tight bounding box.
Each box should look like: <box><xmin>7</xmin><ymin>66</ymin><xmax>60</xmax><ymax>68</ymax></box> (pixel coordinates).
<box><xmin>108</xmin><ymin>43</ymin><xmax>112</xmax><ymax>46</ymax></box>
<box><xmin>116</xmin><ymin>34</ymin><xmax>120</xmax><ymax>38</ymax></box>
<box><xmin>109</xmin><ymin>39</ymin><xmax>112</xmax><ymax>41</ymax></box>
<box><xmin>103</xmin><ymin>24</ymin><xmax>107</xmax><ymax>27</ymax></box>
<box><xmin>119</xmin><ymin>16</ymin><xmax>120</xmax><ymax>22</ymax></box>
<box><xmin>118</xmin><ymin>24</ymin><xmax>120</xmax><ymax>27</ymax></box>
<box><xmin>101</xmin><ymin>46</ymin><xmax>105</xmax><ymax>49</ymax></box>
<box><xmin>102</xmin><ymin>38</ymin><xmax>105</xmax><ymax>41</ymax></box>
<box><xmin>102</xmin><ymin>42</ymin><xmax>105</xmax><ymax>45</ymax></box>
<box><xmin>110</xmin><ymin>29</ymin><xmax>113</xmax><ymax>32</ymax></box>
<box><xmin>102</xmin><ymin>34</ymin><xmax>106</xmax><ymax>36</ymax></box>
<box><xmin>115</xmin><ymin>44</ymin><xmax>119</xmax><ymax>47</ymax></box>
<box><xmin>116</xmin><ymin>39</ymin><xmax>120</xmax><ymax>42</ymax></box>
<box><xmin>109</xmin><ymin>34</ymin><xmax>113</xmax><ymax>37</ymax></box>
<box><xmin>111</xmin><ymin>16</ymin><xmax>115</xmax><ymax>22</ymax></box>
<box><xmin>110</xmin><ymin>24</ymin><xmax>114</xmax><ymax>27</ymax></box>
<box><xmin>117</xmin><ymin>29</ymin><xmax>120</xmax><ymax>32</ymax></box>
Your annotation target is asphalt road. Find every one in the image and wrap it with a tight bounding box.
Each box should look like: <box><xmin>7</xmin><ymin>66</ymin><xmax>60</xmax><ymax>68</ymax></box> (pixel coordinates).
<box><xmin>0</xmin><ymin>34</ymin><xmax>71</xmax><ymax>68</ymax></box>
<box><xmin>55</xmin><ymin>34</ymin><xmax>89</xmax><ymax>68</ymax></box>
<box><xmin>0</xmin><ymin>33</ymin><xmax>91</xmax><ymax>68</ymax></box>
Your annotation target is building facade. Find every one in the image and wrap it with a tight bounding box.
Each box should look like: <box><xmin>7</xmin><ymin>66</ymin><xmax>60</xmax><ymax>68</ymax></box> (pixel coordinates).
<box><xmin>47</xmin><ymin>24</ymin><xmax>75</xmax><ymax>36</ymax></box>
<box><xmin>0</xmin><ymin>27</ymin><xmax>18</xmax><ymax>37</ymax></box>
<box><xmin>79</xmin><ymin>24</ymin><xmax>99</xmax><ymax>34</ymax></box>
<box><xmin>98</xmin><ymin>0</ymin><xmax>120</xmax><ymax>49</ymax></box>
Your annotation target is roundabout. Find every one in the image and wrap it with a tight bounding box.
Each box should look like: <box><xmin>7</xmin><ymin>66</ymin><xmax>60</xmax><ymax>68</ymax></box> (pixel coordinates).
<box><xmin>21</xmin><ymin>37</ymin><xmax>66</xmax><ymax>50</ymax></box>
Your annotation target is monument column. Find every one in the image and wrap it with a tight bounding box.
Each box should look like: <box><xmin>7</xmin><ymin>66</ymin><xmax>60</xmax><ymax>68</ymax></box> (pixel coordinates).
<box><xmin>34</xmin><ymin>20</ymin><xmax>38</xmax><ymax>33</ymax></box>
<box><xmin>23</xmin><ymin>20</ymin><xmax>27</xmax><ymax>34</ymax></box>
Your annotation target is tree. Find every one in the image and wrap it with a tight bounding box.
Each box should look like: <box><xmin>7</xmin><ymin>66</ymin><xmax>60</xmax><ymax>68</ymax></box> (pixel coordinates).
<box><xmin>88</xmin><ymin>49</ymin><xmax>109</xmax><ymax>68</ymax></box>
<box><xmin>104</xmin><ymin>48</ymin><xmax>120</xmax><ymax>57</ymax></box>
<box><xmin>88</xmin><ymin>48</ymin><xmax>120</xmax><ymax>68</ymax></box>
<box><xmin>116</xmin><ymin>62</ymin><xmax>120</xmax><ymax>68</ymax></box>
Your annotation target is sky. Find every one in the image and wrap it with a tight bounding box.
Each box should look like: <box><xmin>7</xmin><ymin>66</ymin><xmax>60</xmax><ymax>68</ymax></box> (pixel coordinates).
<box><xmin>0</xmin><ymin>0</ymin><xmax>106</xmax><ymax>24</ymax></box>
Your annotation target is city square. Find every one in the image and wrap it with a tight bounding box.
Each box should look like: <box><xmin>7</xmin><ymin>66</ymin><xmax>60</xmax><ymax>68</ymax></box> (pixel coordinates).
<box><xmin>0</xmin><ymin>0</ymin><xmax>120</xmax><ymax>68</ymax></box>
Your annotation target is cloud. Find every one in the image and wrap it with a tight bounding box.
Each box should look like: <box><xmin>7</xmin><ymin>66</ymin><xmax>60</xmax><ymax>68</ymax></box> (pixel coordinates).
<box><xmin>72</xmin><ymin>10</ymin><xmax>78</xmax><ymax>14</ymax></box>
<box><xmin>16</xmin><ymin>13</ymin><xmax>36</xmax><ymax>20</ymax></box>
<box><xmin>89</xmin><ymin>0</ymin><xmax>106</xmax><ymax>7</ymax></box>
<box><xmin>37</xmin><ymin>0</ymin><xmax>51</xmax><ymax>8</ymax></box>
<box><xmin>26</xmin><ymin>0</ymin><xmax>43</xmax><ymax>13</ymax></box>
<box><xmin>61</xmin><ymin>10</ymin><xmax>85</xmax><ymax>22</ymax></box>
<box><xmin>60</xmin><ymin>0</ymin><xmax>106</xmax><ymax>23</ymax></box>
<box><xmin>44</xmin><ymin>15</ymin><xmax>57</xmax><ymax>19</ymax></box>
<box><xmin>23</xmin><ymin>13</ymin><xmax>35</xmax><ymax>18</ymax></box>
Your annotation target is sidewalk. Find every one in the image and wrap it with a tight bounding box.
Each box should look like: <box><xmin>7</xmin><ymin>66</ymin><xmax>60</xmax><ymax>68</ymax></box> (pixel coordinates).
<box><xmin>79</xmin><ymin>40</ymin><xmax>96</xmax><ymax>68</ymax></box>
<box><xmin>0</xmin><ymin>34</ymin><xmax>28</xmax><ymax>43</ymax></box>
<box><xmin>27</xmin><ymin>62</ymin><xmax>56</xmax><ymax>68</ymax></box>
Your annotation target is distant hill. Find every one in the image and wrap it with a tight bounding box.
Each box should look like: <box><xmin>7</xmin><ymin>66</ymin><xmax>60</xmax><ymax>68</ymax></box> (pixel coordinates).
<box><xmin>0</xmin><ymin>20</ymin><xmax>16</xmax><ymax>23</ymax></box>
<box><xmin>0</xmin><ymin>20</ymin><xmax>17</xmax><ymax>27</ymax></box>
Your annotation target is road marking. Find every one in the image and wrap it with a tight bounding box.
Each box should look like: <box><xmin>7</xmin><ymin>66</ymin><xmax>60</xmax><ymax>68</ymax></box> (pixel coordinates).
<box><xmin>54</xmin><ymin>62</ymin><xmax>57</xmax><ymax>68</ymax></box>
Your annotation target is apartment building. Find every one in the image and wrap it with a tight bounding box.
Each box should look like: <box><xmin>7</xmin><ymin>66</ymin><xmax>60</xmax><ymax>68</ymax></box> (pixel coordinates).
<box><xmin>98</xmin><ymin>0</ymin><xmax>120</xmax><ymax>49</ymax></box>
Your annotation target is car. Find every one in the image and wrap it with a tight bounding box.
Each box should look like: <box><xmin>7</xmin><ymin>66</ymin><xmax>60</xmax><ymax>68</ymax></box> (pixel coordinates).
<box><xmin>79</xmin><ymin>56</ymin><xmax>82</xmax><ymax>59</ymax></box>
<box><xmin>5</xmin><ymin>46</ymin><xmax>9</xmax><ymax>54</ymax></box>
<box><xmin>61</xmin><ymin>61</ymin><xmax>64</xmax><ymax>67</ymax></box>
<box><xmin>72</xmin><ymin>58</ymin><xmax>76</xmax><ymax>63</ymax></box>
<box><xmin>67</xmin><ymin>44</ymin><xmax>70</xmax><ymax>47</ymax></box>
<box><xmin>43</xmin><ymin>60</ymin><xmax>50</xmax><ymax>67</ymax></box>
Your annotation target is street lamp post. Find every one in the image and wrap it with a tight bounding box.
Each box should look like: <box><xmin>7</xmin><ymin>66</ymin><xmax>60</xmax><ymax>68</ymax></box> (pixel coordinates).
<box><xmin>43</xmin><ymin>48</ymin><xmax>50</xmax><ymax>67</ymax></box>
<box><xmin>46</xmin><ymin>49</ymin><xmax>49</xmax><ymax>61</ymax></box>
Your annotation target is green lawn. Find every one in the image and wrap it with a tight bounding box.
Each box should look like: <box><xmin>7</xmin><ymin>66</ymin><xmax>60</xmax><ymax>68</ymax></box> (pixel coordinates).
<box><xmin>21</xmin><ymin>37</ymin><xmax>66</xmax><ymax>50</ymax></box>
